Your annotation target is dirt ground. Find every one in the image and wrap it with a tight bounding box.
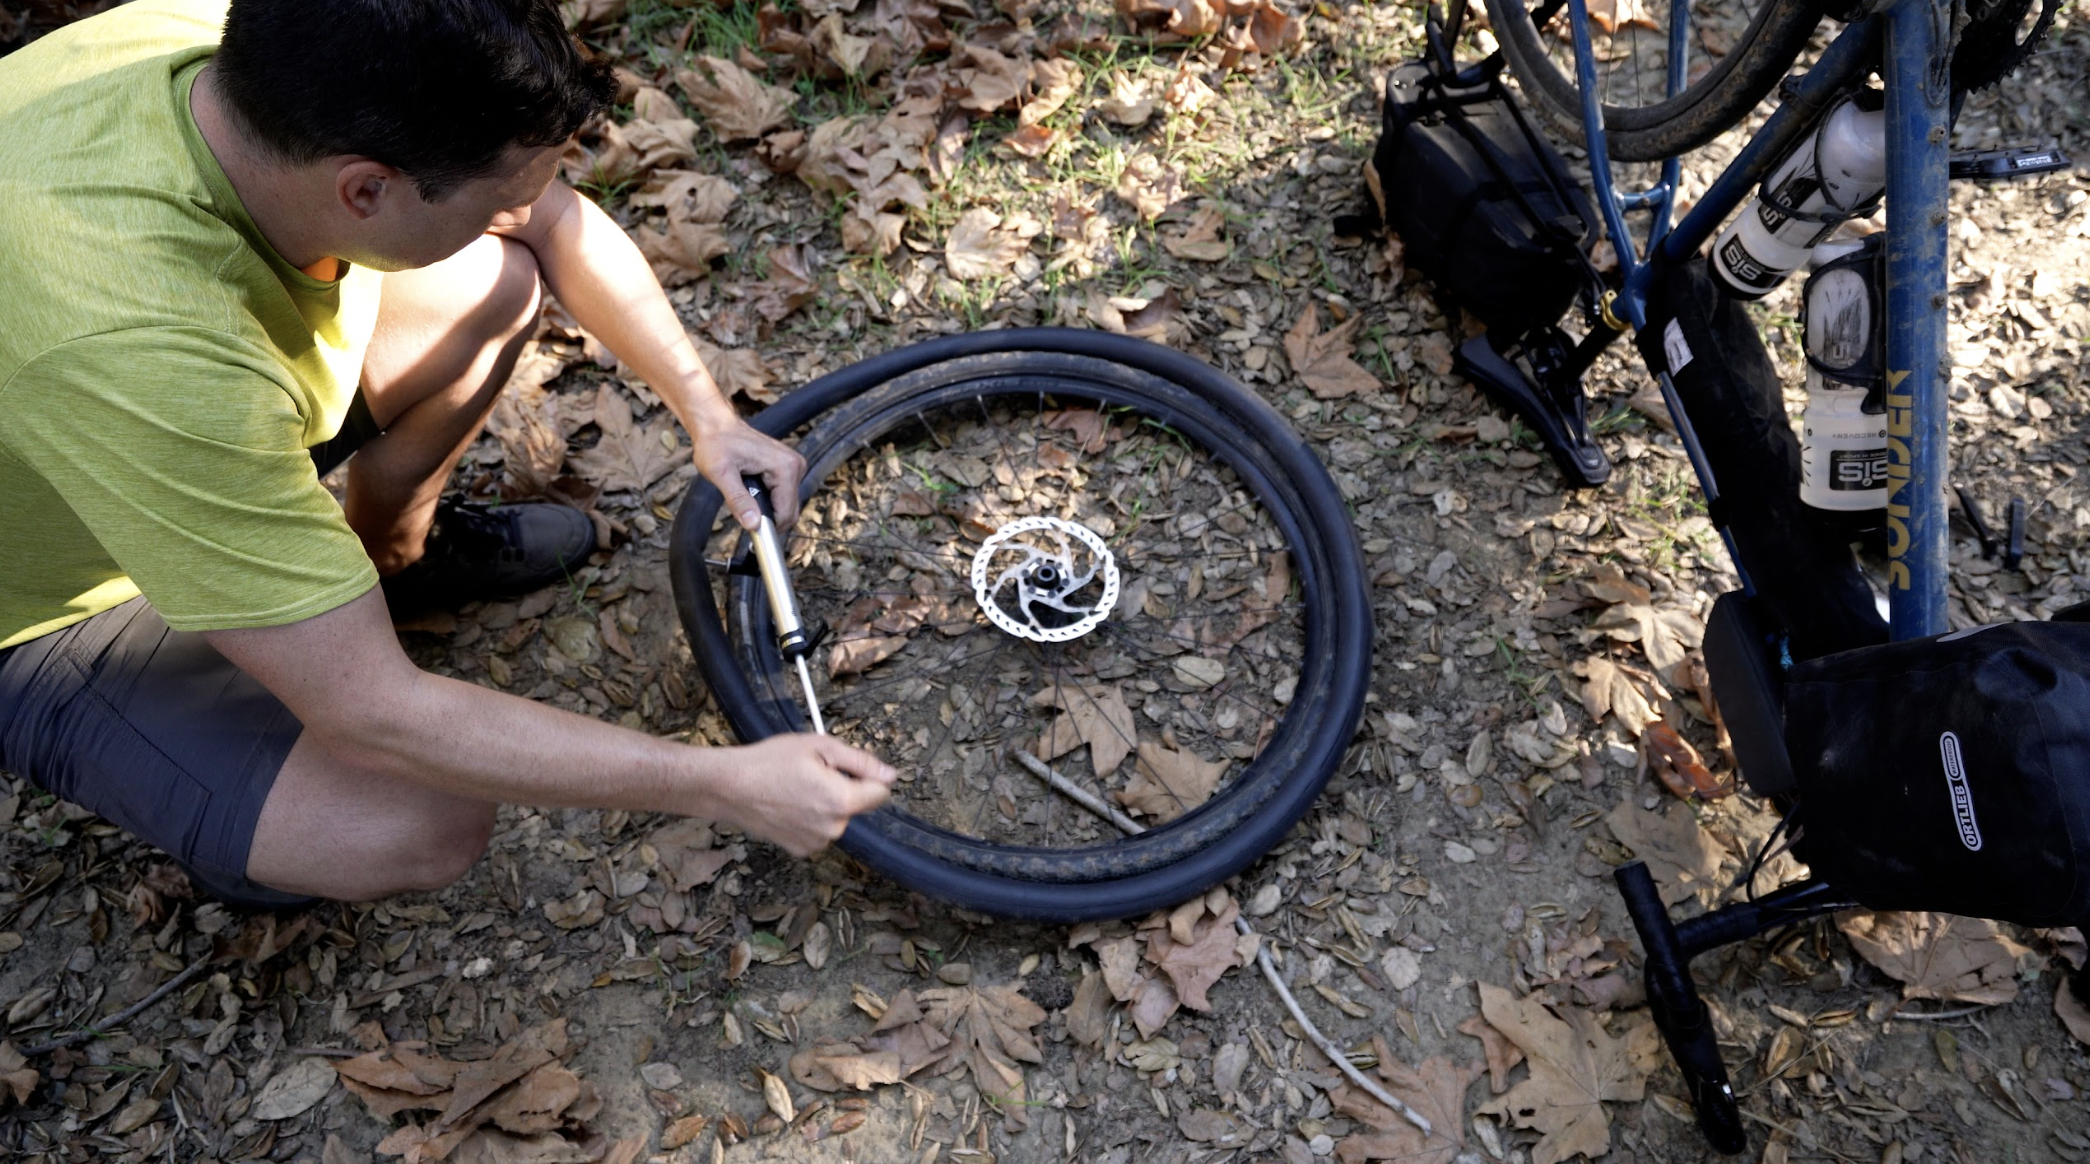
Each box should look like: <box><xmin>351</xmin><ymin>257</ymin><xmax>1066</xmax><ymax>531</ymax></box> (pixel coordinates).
<box><xmin>3</xmin><ymin>2</ymin><xmax>2088</xmax><ymax>1163</ymax></box>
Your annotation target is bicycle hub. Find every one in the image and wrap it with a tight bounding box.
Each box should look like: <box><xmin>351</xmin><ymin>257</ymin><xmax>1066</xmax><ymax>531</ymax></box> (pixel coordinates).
<box><xmin>970</xmin><ymin>516</ymin><xmax>1121</xmax><ymax>643</ymax></box>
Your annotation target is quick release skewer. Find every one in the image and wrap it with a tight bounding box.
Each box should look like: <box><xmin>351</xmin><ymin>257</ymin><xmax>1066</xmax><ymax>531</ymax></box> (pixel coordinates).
<box><xmin>742</xmin><ymin>476</ymin><xmax>827</xmax><ymax>734</ymax></box>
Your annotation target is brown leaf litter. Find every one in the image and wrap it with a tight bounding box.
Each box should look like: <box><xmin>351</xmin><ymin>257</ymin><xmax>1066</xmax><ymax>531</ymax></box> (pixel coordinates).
<box><xmin>1603</xmin><ymin>797</ymin><xmax>1734</xmax><ymax>908</ymax></box>
<box><xmin>1838</xmin><ymin>911</ymin><xmax>2031</xmax><ymax>1006</ymax></box>
<box><xmin>676</xmin><ymin>56</ymin><xmax>796</xmax><ymax>142</ymax></box>
<box><xmin>1283</xmin><ymin>304</ymin><xmax>1382</xmax><ymax>399</ymax></box>
<box><xmin>1472</xmin><ymin>984</ymin><xmax>1661</xmax><ymax>1164</ymax></box>
<box><xmin>787</xmin><ymin>981</ymin><xmax>1046</xmax><ymax>1129</ymax></box>
<box><xmin>1031</xmin><ymin>681</ymin><xmax>1138</xmax><ymax>778</ymax></box>
<box><xmin>1066</xmin><ymin>890</ymin><xmax>1255</xmax><ymax>1041</ymax></box>
<box><xmin>1327</xmin><ymin>1036</ymin><xmax>1481</xmax><ymax>1164</ymax></box>
<box><xmin>0</xmin><ymin>1041</ymin><xmax>37</xmax><ymax>1107</ymax></box>
<box><xmin>567</xmin><ymin>383</ymin><xmax>683</xmax><ymax>496</ymax></box>
<box><xmin>338</xmin><ymin>1019</ymin><xmax>639</xmax><ymax>1164</ymax></box>
<box><xmin>1116</xmin><ymin>739</ymin><xmax>1228</xmax><ymax>822</ymax></box>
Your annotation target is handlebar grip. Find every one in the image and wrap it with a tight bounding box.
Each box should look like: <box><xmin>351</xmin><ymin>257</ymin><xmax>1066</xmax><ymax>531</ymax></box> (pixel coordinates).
<box><xmin>1616</xmin><ymin>862</ymin><xmax>1748</xmax><ymax>1155</ymax></box>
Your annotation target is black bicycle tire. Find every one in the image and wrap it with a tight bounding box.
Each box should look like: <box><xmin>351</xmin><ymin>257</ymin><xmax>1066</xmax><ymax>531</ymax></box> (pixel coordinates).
<box><xmin>1483</xmin><ymin>0</ymin><xmax>1827</xmax><ymax>161</ymax></box>
<box><xmin>669</xmin><ymin>329</ymin><xmax>1372</xmax><ymax>922</ymax></box>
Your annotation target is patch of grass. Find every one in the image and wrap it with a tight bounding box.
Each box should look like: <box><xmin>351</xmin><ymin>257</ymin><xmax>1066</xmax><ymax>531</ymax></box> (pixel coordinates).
<box><xmin>623</xmin><ymin>0</ymin><xmax>767</xmax><ymax>66</ymax></box>
<box><xmin>1494</xmin><ymin>637</ymin><xmax>1554</xmax><ymax>706</ymax></box>
<box><xmin>1589</xmin><ymin>403</ymin><xmax>1645</xmax><ymax>435</ymax></box>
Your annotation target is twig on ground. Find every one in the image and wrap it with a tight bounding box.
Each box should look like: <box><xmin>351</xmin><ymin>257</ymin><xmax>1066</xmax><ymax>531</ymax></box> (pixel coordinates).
<box><xmin>1887</xmin><ymin>1003</ymin><xmax>1994</xmax><ymax>1022</ymax></box>
<box><xmin>22</xmin><ymin>957</ymin><xmax>212</xmax><ymax>1056</ymax></box>
<box><xmin>1013</xmin><ymin>751</ymin><xmax>1144</xmax><ymax>835</ymax></box>
<box><xmin>1014</xmin><ymin>749</ymin><xmax>1436</xmax><ymax>1140</ymax></box>
<box><xmin>284</xmin><ymin>1046</ymin><xmax>365</xmax><ymax>1059</ymax></box>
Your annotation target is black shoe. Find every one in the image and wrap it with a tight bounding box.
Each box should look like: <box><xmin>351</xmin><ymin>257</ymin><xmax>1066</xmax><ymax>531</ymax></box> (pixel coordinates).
<box><xmin>382</xmin><ymin>499</ymin><xmax>595</xmax><ymax>615</ymax></box>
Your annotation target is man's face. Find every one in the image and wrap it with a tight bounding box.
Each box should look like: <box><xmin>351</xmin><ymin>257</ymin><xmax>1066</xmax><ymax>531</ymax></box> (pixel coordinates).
<box><xmin>341</xmin><ymin>142</ymin><xmax>567</xmax><ymax>271</ymax></box>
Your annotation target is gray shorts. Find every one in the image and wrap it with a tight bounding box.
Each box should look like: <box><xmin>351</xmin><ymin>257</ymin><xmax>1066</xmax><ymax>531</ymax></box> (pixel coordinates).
<box><xmin>0</xmin><ymin>394</ymin><xmax>384</xmax><ymax>910</ymax></box>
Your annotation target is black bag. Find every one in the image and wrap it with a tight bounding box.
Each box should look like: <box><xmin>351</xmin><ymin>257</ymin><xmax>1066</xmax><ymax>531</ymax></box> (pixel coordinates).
<box><xmin>1638</xmin><ymin>258</ymin><xmax>1888</xmax><ymax>662</ymax></box>
<box><xmin>1785</xmin><ymin>620</ymin><xmax>2090</xmax><ymax>927</ymax></box>
<box><xmin>1363</xmin><ymin>36</ymin><xmax>1598</xmax><ymax>340</ymax></box>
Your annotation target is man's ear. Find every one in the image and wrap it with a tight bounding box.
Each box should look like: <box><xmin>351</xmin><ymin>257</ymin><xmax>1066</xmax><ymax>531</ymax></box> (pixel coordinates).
<box><xmin>335</xmin><ymin>158</ymin><xmax>404</xmax><ymax>221</ymax></box>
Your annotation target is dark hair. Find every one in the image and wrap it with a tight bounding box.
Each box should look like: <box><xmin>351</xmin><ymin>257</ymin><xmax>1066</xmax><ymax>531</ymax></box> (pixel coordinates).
<box><xmin>214</xmin><ymin>0</ymin><xmax>615</xmax><ymax>201</ymax></box>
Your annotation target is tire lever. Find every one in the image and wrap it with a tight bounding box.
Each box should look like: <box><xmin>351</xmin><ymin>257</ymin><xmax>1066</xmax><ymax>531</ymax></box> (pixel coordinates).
<box><xmin>742</xmin><ymin>476</ymin><xmax>826</xmax><ymax>734</ymax></box>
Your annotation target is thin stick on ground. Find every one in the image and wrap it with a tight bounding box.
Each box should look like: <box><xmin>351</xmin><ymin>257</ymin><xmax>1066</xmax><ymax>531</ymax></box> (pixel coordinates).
<box><xmin>1014</xmin><ymin>750</ymin><xmax>1436</xmax><ymax>1140</ymax></box>
<box><xmin>23</xmin><ymin>957</ymin><xmax>213</xmax><ymax>1056</ymax></box>
<box><xmin>1013</xmin><ymin>750</ymin><xmax>1144</xmax><ymax>835</ymax></box>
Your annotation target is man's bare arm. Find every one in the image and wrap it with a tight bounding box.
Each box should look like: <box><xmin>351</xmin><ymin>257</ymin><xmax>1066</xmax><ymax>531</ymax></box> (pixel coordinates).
<box><xmin>205</xmin><ymin>587</ymin><xmax>894</xmax><ymax>855</ymax></box>
<box><xmin>493</xmin><ymin>180</ymin><xmax>800</xmax><ymax>529</ymax></box>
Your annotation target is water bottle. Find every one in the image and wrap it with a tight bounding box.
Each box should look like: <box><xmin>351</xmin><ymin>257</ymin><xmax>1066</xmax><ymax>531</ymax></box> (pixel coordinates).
<box><xmin>1798</xmin><ymin>237</ymin><xmax>1889</xmax><ymax>516</ymax></box>
<box><xmin>1712</xmin><ymin>91</ymin><xmax>1887</xmax><ymax>299</ymax></box>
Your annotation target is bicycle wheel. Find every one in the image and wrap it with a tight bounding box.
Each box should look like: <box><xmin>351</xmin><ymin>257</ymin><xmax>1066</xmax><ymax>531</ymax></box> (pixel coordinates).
<box><xmin>1483</xmin><ymin>0</ymin><xmax>1825</xmax><ymax>161</ymax></box>
<box><xmin>670</xmin><ymin>329</ymin><xmax>1372</xmax><ymax>922</ymax></box>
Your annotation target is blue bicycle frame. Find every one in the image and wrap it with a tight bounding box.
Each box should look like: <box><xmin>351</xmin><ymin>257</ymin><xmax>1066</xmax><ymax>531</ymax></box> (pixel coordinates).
<box><xmin>1562</xmin><ymin>0</ymin><xmax>1953</xmax><ymax>639</ymax></box>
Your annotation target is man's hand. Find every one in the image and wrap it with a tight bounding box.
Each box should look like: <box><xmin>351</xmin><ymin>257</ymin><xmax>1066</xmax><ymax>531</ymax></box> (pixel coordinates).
<box><xmin>712</xmin><ymin>734</ymin><xmax>896</xmax><ymax>856</ymax></box>
<box><xmin>690</xmin><ymin>417</ymin><xmax>806</xmax><ymax>531</ymax></box>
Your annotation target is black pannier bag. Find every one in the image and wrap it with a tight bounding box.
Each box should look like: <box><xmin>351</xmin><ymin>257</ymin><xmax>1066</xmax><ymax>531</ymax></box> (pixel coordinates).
<box><xmin>1362</xmin><ymin>31</ymin><xmax>1598</xmax><ymax>340</ymax></box>
<box><xmin>1784</xmin><ymin>619</ymin><xmax>2090</xmax><ymax>927</ymax></box>
<box><xmin>1342</xmin><ymin>5</ymin><xmax>1614</xmax><ymax>488</ymax></box>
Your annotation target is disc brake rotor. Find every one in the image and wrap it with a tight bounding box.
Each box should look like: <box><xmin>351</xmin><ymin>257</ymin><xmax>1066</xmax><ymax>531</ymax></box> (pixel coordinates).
<box><xmin>969</xmin><ymin>516</ymin><xmax>1120</xmax><ymax>643</ymax></box>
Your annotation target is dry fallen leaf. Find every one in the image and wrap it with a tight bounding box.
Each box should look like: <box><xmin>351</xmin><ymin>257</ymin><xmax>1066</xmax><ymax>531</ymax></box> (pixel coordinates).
<box><xmin>484</xmin><ymin>349</ymin><xmax>570</xmax><ymax>498</ymax></box>
<box><xmin>945</xmin><ymin>207</ymin><xmax>1039</xmax><ymax>280</ymax></box>
<box><xmin>1021</xmin><ymin>57</ymin><xmax>1081</xmax><ymax>125</ymax></box>
<box><xmin>1065</xmin><ymin>971</ymin><xmax>1113</xmax><ymax>1048</ymax></box>
<box><xmin>1086</xmin><ymin>287</ymin><xmax>1186</xmax><ymax>345</ymax></box>
<box><xmin>788</xmin><ymin>1045</ymin><xmax>906</xmax><ymax>1091</ymax></box>
<box><xmin>660</xmin><ymin>1115</ymin><xmax>710</xmax><ymax>1150</ymax></box>
<box><xmin>1141</xmin><ymin>897</ymin><xmax>1244</xmax><ymax>1011</ymax></box>
<box><xmin>1117</xmin><ymin>739</ymin><xmax>1227</xmax><ymax>821</ymax></box>
<box><xmin>1329</xmin><ymin>1038</ymin><xmax>1480</xmax><ymax>1164</ymax></box>
<box><xmin>1603</xmin><ymin>799</ymin><xmax>1731</xmax><ymax>907</ymax></box>
<box><xmin>1839</xmin><ymin>912</ymin><xmax>2029</xmax><ymax>1006</ymax></box>
<box><xmin>345</xmin><ymin>1022</ymin><xmax>605</xmax><ymax>1164</ymax></box>
<box><xmin>694</xmin><ymin>338</ymin><xmax>774</xmax><ymax>405</ymax></box>
<box><xmin>645</xmin><ymin>818</ymin><xmax>745</xmax><ymax>891</ymax></box>
<box><xmin>628</xmin><ymin>170</ymin><xmax>738</xmax><ymax>221</ymax></box>
<box><xmin>1643</xmin><ymin>721</ymin><xmax>1731</xmax><ymax>799</ymax></box>
<box><xmin>954</xmin><ymin>42</ymin><xmax>1026</xmax><ymax>113</ymax></box>
<box><xmin>253</xmin><ymin>1058</ymin><xmax>338</xmax><ymax>1121</ymax></box>
<box><xmin>1587</xmin><ymin>0</ymin><xmax>1662</xmax><ymax>33</ymax></box>
<box><xmin>1116</xmin><ymin>153</ymin><xmax>1184</xmax><ymax>220</ymax></box>
<box><xmin>1284</xmin><ymin>306</ymin><xmax>1382</xmax><ymax>399</ymax></box>
<box><xmin>0</xmin><ymin>1042</ymin><xmax>38</xmax><ymax>1107</ymax></box>
<box><xmin>635</xmin><ymin>217</ymin><xmax>729</xmax><ymax>287</ymax></box>
<box><xmin>1161</xmin><ymin>203</ymin><xmax>1229</xmax><ymax>262</ymax></box>
<box><xmin>1032</xmin><ymin>682</ymin><xmax>1138</xmax><ymax>778</ymax></box>
<box><xmin>758</xmin><ymin>1069</ymin><xmax>795</xmax><ymax>1122</ymax></box>
<box><xmin>1474</xmin><ymin>985</ymin><xmax>1658</xmax><ymax>1164</ymax></box>
<box><xmin>829</xmin><ymin>631</ymin><xmax>908</xmax><ymax>677</ymax></box>
<box><xmin>569</xmin><ymin>383</ymin><xmax>682</xmax><ymax>495</ymax></box>
<box><xmin>1096</xmin><ymin>70</ymin><xmax>1159</xmax><ymax>126</ymax></box>
<box><xmin>1575</xmin><ymin>655</ymin><xmax>1661</xmax><ymax>737</ymax></box>
<box><xmin>1457</xmin><ymin>1014</ymin><xmax>1526</xmax><ymax>1095</ymax></box>
<box><xmin>909</xmin><ymin>985</ymin><xmax>1047</xmax><ymax>1127</ymax></box>
<box><xmin>676</xmin><ymin>56</ymin><xmax>795</xmax><ymax>141</ymax></box>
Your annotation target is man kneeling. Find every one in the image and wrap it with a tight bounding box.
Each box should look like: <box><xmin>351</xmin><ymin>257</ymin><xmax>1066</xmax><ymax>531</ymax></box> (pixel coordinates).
<box><xmin>0</xmin><ymin>0</ymin><xmax>892</xmax><ymax>907</ymax></box>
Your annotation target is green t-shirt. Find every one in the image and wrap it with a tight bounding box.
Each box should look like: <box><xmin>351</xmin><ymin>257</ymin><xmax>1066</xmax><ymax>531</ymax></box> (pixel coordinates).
<box><xmin>0</xmin><ymin>0</ymin><xmax>381</xmax><ymax>650</ymax></box>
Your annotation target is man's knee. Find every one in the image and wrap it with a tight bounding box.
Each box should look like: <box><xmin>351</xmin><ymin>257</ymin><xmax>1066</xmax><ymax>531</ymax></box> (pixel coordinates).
<box><xmin>484</xmin><ymin>236</ymin><xmax>544</xmax><ymax>341</ymax></box>
<box><xmin>394</xmin><ymin>802</ymin><xmax>497</xmax><ymax>893</ymax></box>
